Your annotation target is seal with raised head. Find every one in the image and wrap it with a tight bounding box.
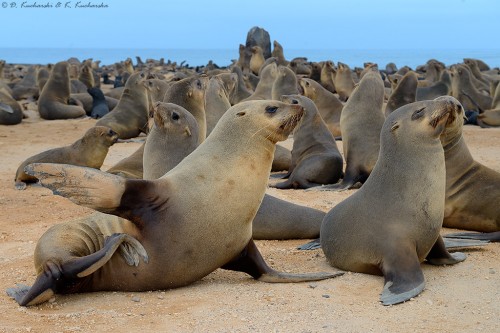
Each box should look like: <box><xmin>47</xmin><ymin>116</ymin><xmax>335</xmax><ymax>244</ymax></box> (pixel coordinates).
<box><xmin>451</xmin><ymin>64</ymin><xmax>492</xmax><ymax>112</ymax></box>
<box><xmin>241</xmin><ymin>61</ymin><xmax>278</xmax><ymax>102</ymax></box>
<box><xmin>440</xmin><ymin>97</ymin><xmax>500</xmax><ymax>232</ymax></box>
<box><xmin>321</xmin><ymin>97</ymin><xmax>467</xmax><ymax>306</ymax></box>
<box><xmin>271</xmin><ymin>66</ymin><xmax>298</xmax><ymax>100</ymax></box>
<box><xmin>14</xmin><ymin>126</ymin><xmax>118</xmax><ymax>190</ymax></box>
<box><xmin>334</xmin><ymin>62</ymin><xmax>356</xmax><ymax>101</ymax></box>
<box><xmin>7</xmin><ymin>100</ymin><xmax>341</xmax><ymax>306</ymax></box>
<box><xmin>96</xmin><ymin>72</ymin><xmax>150</xmax><ymax>139</ymax></box>
<box><xmin>385</xmin><ymin>71</ymin><xmax>418</xmax><ymax>116</ymax></box>
<box><xmin>87</xmin><ymin>87</ymin><xmax>110</xmax><ymax>119</ymax></box>
<box><xmin>313</xmin><ymin>70</ymin><xmax>385</xmax><ymax>191</ymax></box>
<box><xmin>163</xmin><ymin>75</ymin><xmax>208</xmax><ymax>144</ymax></box>
<box><xmin>273</xmin><ymin>95</ymin><xmax>343</xmax><ymax>189</ymax></box>
<box><xmin>38</xmin><ymin>61</ymin><xmax>86</xmax><ymax>120</ymax></box>
<box><xmin>204</xmin><ymin>75</ymin><xmax>232</xmax><ymax>136</ymax></box>
<box><xmin>298</xmin><ymin>78</ymin><xmax>344</xmax><ymax>137</ymax></box>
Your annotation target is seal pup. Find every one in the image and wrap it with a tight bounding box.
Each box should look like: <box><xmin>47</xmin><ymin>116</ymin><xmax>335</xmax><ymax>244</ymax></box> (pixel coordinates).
<box><xmin>440</xmin><ymin>97</ymin><xmax>500</xmax><ymax>232</ymax></box>
<box><xmin>272</xmin><ymin>95</ymin><xmax>343</xmax><ymax>189</ymax></box>
<box><xmin>163</xmin><ymin>75</ymin><xmax>208</xmax><ymax>144</ymax></box>
<box><xmin>96</xmin><ymin>72</ymin><xmax>150</xmax><ymax>139</ymax></box>
<box><xmin>385</xmin><ymin>71</ymin><xmax>418</xmax><ymax>116</ymax></box>
<box><xmin>69</xmin><ymin>92</ymin><xmax>118</xmax><ymax>115</ymax></box>
<box><xmin>14</xmin><ymin>126</ymin><xmax>118</xmax><ymax>190</ymax></box>
<box><xmin>0</xmin><ymin>88</ymin><xmax>23</xmax><ymax>125</ymax></box>
<box><xmin>321</xmin><ymin>97</ymin><xmax>467</xmax><ymax>305</ymax></box>
<box><xmin>38</xmin><ymin>61</ymin><xmax>86</xmax><ymax>120</ymax></box>
<box><xmin>313</xmin><ymin>70</ymin><xmax>385</xmax><ymax>191</ymax></box>
<box><xmin>320</xmin><ymin>60</ymin><xmax>336</xmax><ymax>93</ymax></box>
<box><xmin>8</xmin><ymin>100</ymin><xmax>342</xmax><ymax>306</ymax></box>
<box><xmin>298</xmin><ymin>78</ymin><xmax>344</xmax><ymax>137</ymax></box>
<box><xmin>87</xmin><ymin>87</ymin><xmax>110</xmax><ymax>119</ymax></box>
<box><xmin>12</xmin><ymin>66</ymin><xmax>39</xmax><ymax>100</ymax></box>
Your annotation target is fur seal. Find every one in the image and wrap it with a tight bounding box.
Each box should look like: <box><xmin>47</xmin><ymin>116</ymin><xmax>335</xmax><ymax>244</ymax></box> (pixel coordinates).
<box><xmin>0</xmin><ymin>88</ymin><xmax>23</xmax><ymax>125</ymax></box>
<box><xmin>229</xmin><ymin>66</ymin><xmax>252</xmax><ymax>104</ymax></box>
<box><xmin>12</xmin><ymin>66</ymin><xmax>39</xmax><ymax>100</ymax></box>
<box><xmin>143</xmin><ymin>102</ymin><xmax>199</xmax><ymax>180</ymax></box>
<box><xmin>69</xmin><ymin>92</ymin><xmax>118</xmax><ymax>115</ymax></box>
<box><xmin>14</xmin><ymin>126</ymin><xmax>118</xmax><ymax>190</ymax></box>
<box><xmin>313</xmin><ymin>70</ymin><xmax>385</xmax><ymax>191</ymax></box>
<box><xmin>271</xmin><ymin>40</ymin><xmax>288</xmax><ymax>66</ymax></box>
<box><xmin>271</xmin><ymin>144</ymin><xmax>292</xmax><ymax>172</ymax></box>
<box><xmin>96</xmin><ymin>72</ymin><xmax>150</xmax><ymax>139</ymax></box>
<box><xmin>249</xmin><ymin>46</ymin><xmax>266</xmax><ymax>75</ymax></box>
<box><xmin>334</xmin><ymin>62</ymin><xmax>356</xmax><ymax>101</ymax></box>
<box><xmin>451</xmin><ymin>65</ymin><xmax>492</xmax><ymax>112</ymax></box>
<box><xmin>38</xmin><ymin>61</ymin><xmax>86</xmax><ymax>120</ymax></box>
<box><xmin>7</xmin><ymin>100</ymin><xmax>341</xmax><ymax>306</ymax></box>
<box><xmin>298</xmin><ymin>78</ymin><xmax>344</xmax><ymax>137</ymax></box>
<box><xmin>273</xmin><ymin>95</ymin><xmax>343</xmax><ymax>189</ymax></box>
<box><xmin>241</xmin><ymin>62</ymin><xmax>278</xmax><ymax>102</ymax></box>
<box><xmin>385</xmin><ymin>71</ymin><xmax>418</xmax><ymax>116</ymax></box>
<box><xmin>36</xmin><ymin>66</ymin><xmax>51</xmax><ymax>93</ymax></box>
<box><xmin>321</xmin><ymin>97</ymin><xmax>467</xmax><ymax>305</ymax></box>
<box><xmin>416</xmin><ymin>69</ymin><xmax>452</xmax><ymax>101</ymax></box>
<box><xmin>320</xmin><ymin>61</ymin><xmax>336</xmax><ymax>93</ymax></box>
<box><xmin>87</xmin><ymin>87</ymin><xmax>110</xmax><ymax>119</ymax></box>
<box><xmin>205</xmin><ymin>75</ymin><xmax>232</xmax><ymax>136</ymax></box>
<box><xmin>163</xmin><ymin>75</ymin><xmax>208</xmax><ymax>144</ymax></box>
<box><xmin>143</xmin><ymin>78</ymin><xmax>170</xmax><ymax>104</ymax></box>
<box><xmin>78</xmin><ymin>64</ymin><xmax>94</xmax><ymax>89</ymax></box>
<box><xmin>440</xmin><ymin>97</ymin><xmax>500</xmax><ymax>232</ymax></box>
<box><xmin>271</xmin><ymin>66</ymin><xmax>298</xmax><ymax>100</ymax></box>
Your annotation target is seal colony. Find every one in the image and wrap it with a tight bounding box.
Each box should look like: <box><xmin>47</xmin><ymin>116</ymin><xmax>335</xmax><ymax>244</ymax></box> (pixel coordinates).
<box><xmin>2</xmin><ymin>26</ymin><xmax>500</xmax><ymax>311</ymax></box>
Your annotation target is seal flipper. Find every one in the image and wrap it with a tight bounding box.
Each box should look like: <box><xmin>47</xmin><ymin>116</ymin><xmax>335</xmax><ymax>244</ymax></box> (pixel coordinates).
<box><xmin>222</xmin><ymin>239</ymin><xmax>343</xmax><ymax>282</ymax></box>
<box><xmin>297</xmin><ymin>238</ymin><xmax>321</xmax><ymax>250</ymax></box>
<box><xmin>443</xmin><ymin>231</ymin><xmax>500</xmax><ymax>243</ymax></box>
<box><xmin>425</xmin><ymin>236</ymin><xmax>466</xmax><ymax>265</ymax></box>
<box><xmin>380</xmin><ymin>248</ymin><xmax>425</xmax><ymax>305</ymax></box>
<box><xmin>6</xmin><ymin>233</ymin><xmax>148</xmax><ymax>306</ymax></box>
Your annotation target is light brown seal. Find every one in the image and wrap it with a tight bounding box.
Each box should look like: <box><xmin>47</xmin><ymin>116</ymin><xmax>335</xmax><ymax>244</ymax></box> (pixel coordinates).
<box><xmin>163</xmin><ymin>75</ymin><xmax>208</xmax><ymax>144</ymax></box>
<box><xmin>241</xmin><ymin>61</ymin><xmax>278</xmax><ymax>102</ymax></box>
<box><xmin>106</xmin><ymin>144</ymin><xmax>145</xmax><ymax>179</ymax></box>
<box><xmin>12</xmin><ymin>66</ymin><xmax>39</xmax><ymax>100</ymax></box>
<box><xmin>229</xmin><ymin>66</ymin><xmax>252</xmax><ymax>105</ymax></box>
<box><xmin>416</xmin><ymin>69</ymin><xmax>452</xmax><ymax>101</ymax></box>
<box><xmin>273</xmin><ymin>95</ymin><xmax>343</xmax><ymax>189</ymax></box>
<box><xmin>334</xmin><ymin>62</ymin><xmax>356</xmax><ymax>101</ymax></box>
<box><xmin>321</xmin><ymin>97</ymin><xmax>467</xmax><ymax>305</ymax></box>
<box><xmin>14</xmin><ymin>126</ymin><xmax>118</xmax><ymax>190</ymax></box>
<box><xmin>320</xmin><ymin>60</ymin><xmax>336</xmax><ymax>93</ymax></box>
<box><xmin>313</xmin><ymin>70</ymin><xmax>385</xmax><ymax>191</ymax></box>
<box><xmin>271</xmin><ymin>66</ymin><xmax>298</xmax><ymax>100</ymax></box>
<box><xmin>204</xmin><ymin>75</ymin><xmax>232</xmax><ymax>136</ymax></box>
<box><xmin>38</xmin><ymin>61</ymin><xmax>86</xmax><ymax>120</ymax></box>
<box><xmin>271</xmin><ymin>40</ymin><xmax>288</xmax><ymax>66</ymax></box>
<box><xmin>451</xmin><ymin>64</ymin><xmax>492</xmax><ymax>112</ymax></box>
<box><xmin>96</xmin><ymin>72</ymin><xmax>150</xmax><ymax>139</ymax></box>
<box><xmin>298</xmin><ymin>78</ymin><xmax>344</xmax><ymax>137</ymax></box>
<box><xmin>143</xmin><ymin>102</ymin><xmax>199</xmax><ymax>180</ymax></box>
<box><xmin>249</xmin><ymin>46</ymin><xmax>266</xmax><ymax>75</ymax></box>
<box><xmin>7</xmin><ymin>100</ymin><xmax>341</xmax><ymax>306</ymax></box>
<box><xmin>440</xmin><ymin>97</ymin><xmax>500</xmax><ymax>232</ymax></box>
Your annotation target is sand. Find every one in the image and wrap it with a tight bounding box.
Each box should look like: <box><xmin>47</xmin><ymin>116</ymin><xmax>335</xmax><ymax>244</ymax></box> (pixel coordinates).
<box><xmin>0</xmin><ymin>107</ymin><xmax>498</xmax><ymax>333</ymax></box>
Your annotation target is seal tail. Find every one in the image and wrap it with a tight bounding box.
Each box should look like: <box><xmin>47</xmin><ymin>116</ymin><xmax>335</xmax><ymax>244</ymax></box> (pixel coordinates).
<box><xmin>222</xmin><ymin>239</ymin><xmax>343</xmax><ymax>283</ymax></box>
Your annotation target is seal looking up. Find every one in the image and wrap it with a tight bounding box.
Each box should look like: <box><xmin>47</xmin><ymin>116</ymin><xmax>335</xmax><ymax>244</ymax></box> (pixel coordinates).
<box><xmin>7</xmin><ymin>100</ymin><xmax>342</xmax><ymax>306</ymax></box>
<box><xmin>320</xmin><ymin>97</ymin><xmax>467</xmax><ymax>306</ymax></box>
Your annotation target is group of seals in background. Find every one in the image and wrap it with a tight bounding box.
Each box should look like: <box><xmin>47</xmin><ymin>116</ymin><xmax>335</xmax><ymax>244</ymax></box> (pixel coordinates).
<box><xmin>4</xmin><ymin>26</ymin><xmax>500</xmax><ymax>307</ymax></box>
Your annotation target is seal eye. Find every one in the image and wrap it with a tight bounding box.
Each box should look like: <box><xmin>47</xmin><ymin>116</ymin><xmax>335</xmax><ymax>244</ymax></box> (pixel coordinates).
<box><xmin>172</xmin><ymin>112</ymin><xmax>180</xmax><ymax>121</ymax></box>
<box><xmin>411</xmin><ymin>107</ymin><xmax>426</xmax><ymax>120</ymax></box>
<box><xmin>290</xmin><ymin>99</ymin><xmax>299</xmax><ymax>105</ymax></box>
<box><xmin>305</xmin><ymin>81</ymin><xmax>310</xmax><ymax>87</ymax></box>
<box><xmin>266</xmin><ymin>106</ymin><xmax>278</xmax><ymax>114</ymax></box>
<box><xmin>196</xmin><ymin>80</ymin><xmax>202</xmax><ymax>89</ymax></box>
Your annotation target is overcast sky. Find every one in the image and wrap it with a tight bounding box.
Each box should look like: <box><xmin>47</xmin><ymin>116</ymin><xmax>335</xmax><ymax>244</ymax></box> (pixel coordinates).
<box><xmin>0</xmin><ymin>0</ymin><xmax>498</xmax><ymax>50</ymax></box>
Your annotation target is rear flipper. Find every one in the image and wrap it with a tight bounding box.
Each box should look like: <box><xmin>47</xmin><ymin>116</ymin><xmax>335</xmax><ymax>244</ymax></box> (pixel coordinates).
<box><xmin>443</xmin><ymin>231</ymin><xmax>500</xmax><ymax>243</ymax></box>
<box><xmin>297</xmin><ymin>238</ymin><xmax>321</xmax><ymax>250</ymax></box>
<box><xmin>380</xmin><ymin>245</ymin><xmax>425</xmax><ymax>306</ymax></box>
<box><xmin>6</xmin><ymin>233</ymin><xmax>148</xmax><ymax>306</ymax></box>
<box><xmin>443</xmin><ymin>238</ymin><xmax>489</xmax><ymax>249</ymax></box>
<box><xmin>272</xmin><ymin>177</ymin><xmax>321</xmax><ymax>190</ymax></box>
<box><xmin>426</xmin><ymin>236</ymin><xmax>466</xmax><ymax>265</ymax></box>
<box><xmin>305</xmin><ymin>171</ymin><xmax>364</xmax><ymax>192</ymax></box>
<box><xmin>222</xmin><ymin>239</ymin><xmax>343</xmax><ymax>282</ymax></box>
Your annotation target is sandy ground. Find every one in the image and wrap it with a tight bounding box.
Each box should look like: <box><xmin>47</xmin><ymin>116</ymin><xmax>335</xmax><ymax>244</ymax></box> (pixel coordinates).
<box><xmin>0</xmin><ymin>108</ymin><xmax>498</xmax><ymax>333</ymax></box>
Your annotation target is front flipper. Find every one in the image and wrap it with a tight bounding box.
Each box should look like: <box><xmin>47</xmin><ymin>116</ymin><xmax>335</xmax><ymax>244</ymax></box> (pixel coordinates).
<box><xmin>425</xmin><ymin>236</ymin><xmax>466</xmax><ymax>265</ymax></box>
<box><xmin>6</xmin><ymin>233</ymin><xmax>148</xmax><ymax>307</ymax></box>
<box><xmin>222</xmin><ymin>239</ymin><xmax>343</xmax><ymax>282</ymax></box>
<box><xmin>380</xmin><ymin>247</ymin><xmax>425</xmax><ymax>306</ymax></box>
<box><xmin>443</xmin><ymin>231</ymin><xmax>500</xmax><ymax>243</ymax></box>
<box><xmin>25</xmin><ymin>163</ymin><xmax>126</xmax><ymax>212</ymax></box>
<box><xmin>297</xmin><ymin>238</ymin><xmax>321</xmax><ymax>250</ymax></box>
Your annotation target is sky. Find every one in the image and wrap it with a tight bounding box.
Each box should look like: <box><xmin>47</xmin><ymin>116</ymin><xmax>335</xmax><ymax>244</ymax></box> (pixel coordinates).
<box><xmin>0</xmin><ymin>0</ymin><xmax>499</xmax><ymax>50</ymax></box>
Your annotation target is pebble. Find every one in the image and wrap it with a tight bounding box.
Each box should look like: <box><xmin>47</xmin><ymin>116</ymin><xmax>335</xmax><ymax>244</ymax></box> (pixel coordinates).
<box><xmin>426</xmin><ymin>300</ymin><xmax>433</xmax><ymax>305</ymax></box>
<box><xmin>308</xmin><ymin>284</ymin><xmax>317</xmax><ymax>289</ymax></box>
<box><xmin>131</xmin><ymin>296</ymin><xmax>141</xmax><ymax>302</ymax></box>
<box><xmin>322</xmin><ymin>294</ymin><xmax>330</xmax><ymax>299</ymax></box>
<box><xmin>489</xmin><ymin>269</ymin><xmax>495</xmax><ymax>274</ymax></box>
